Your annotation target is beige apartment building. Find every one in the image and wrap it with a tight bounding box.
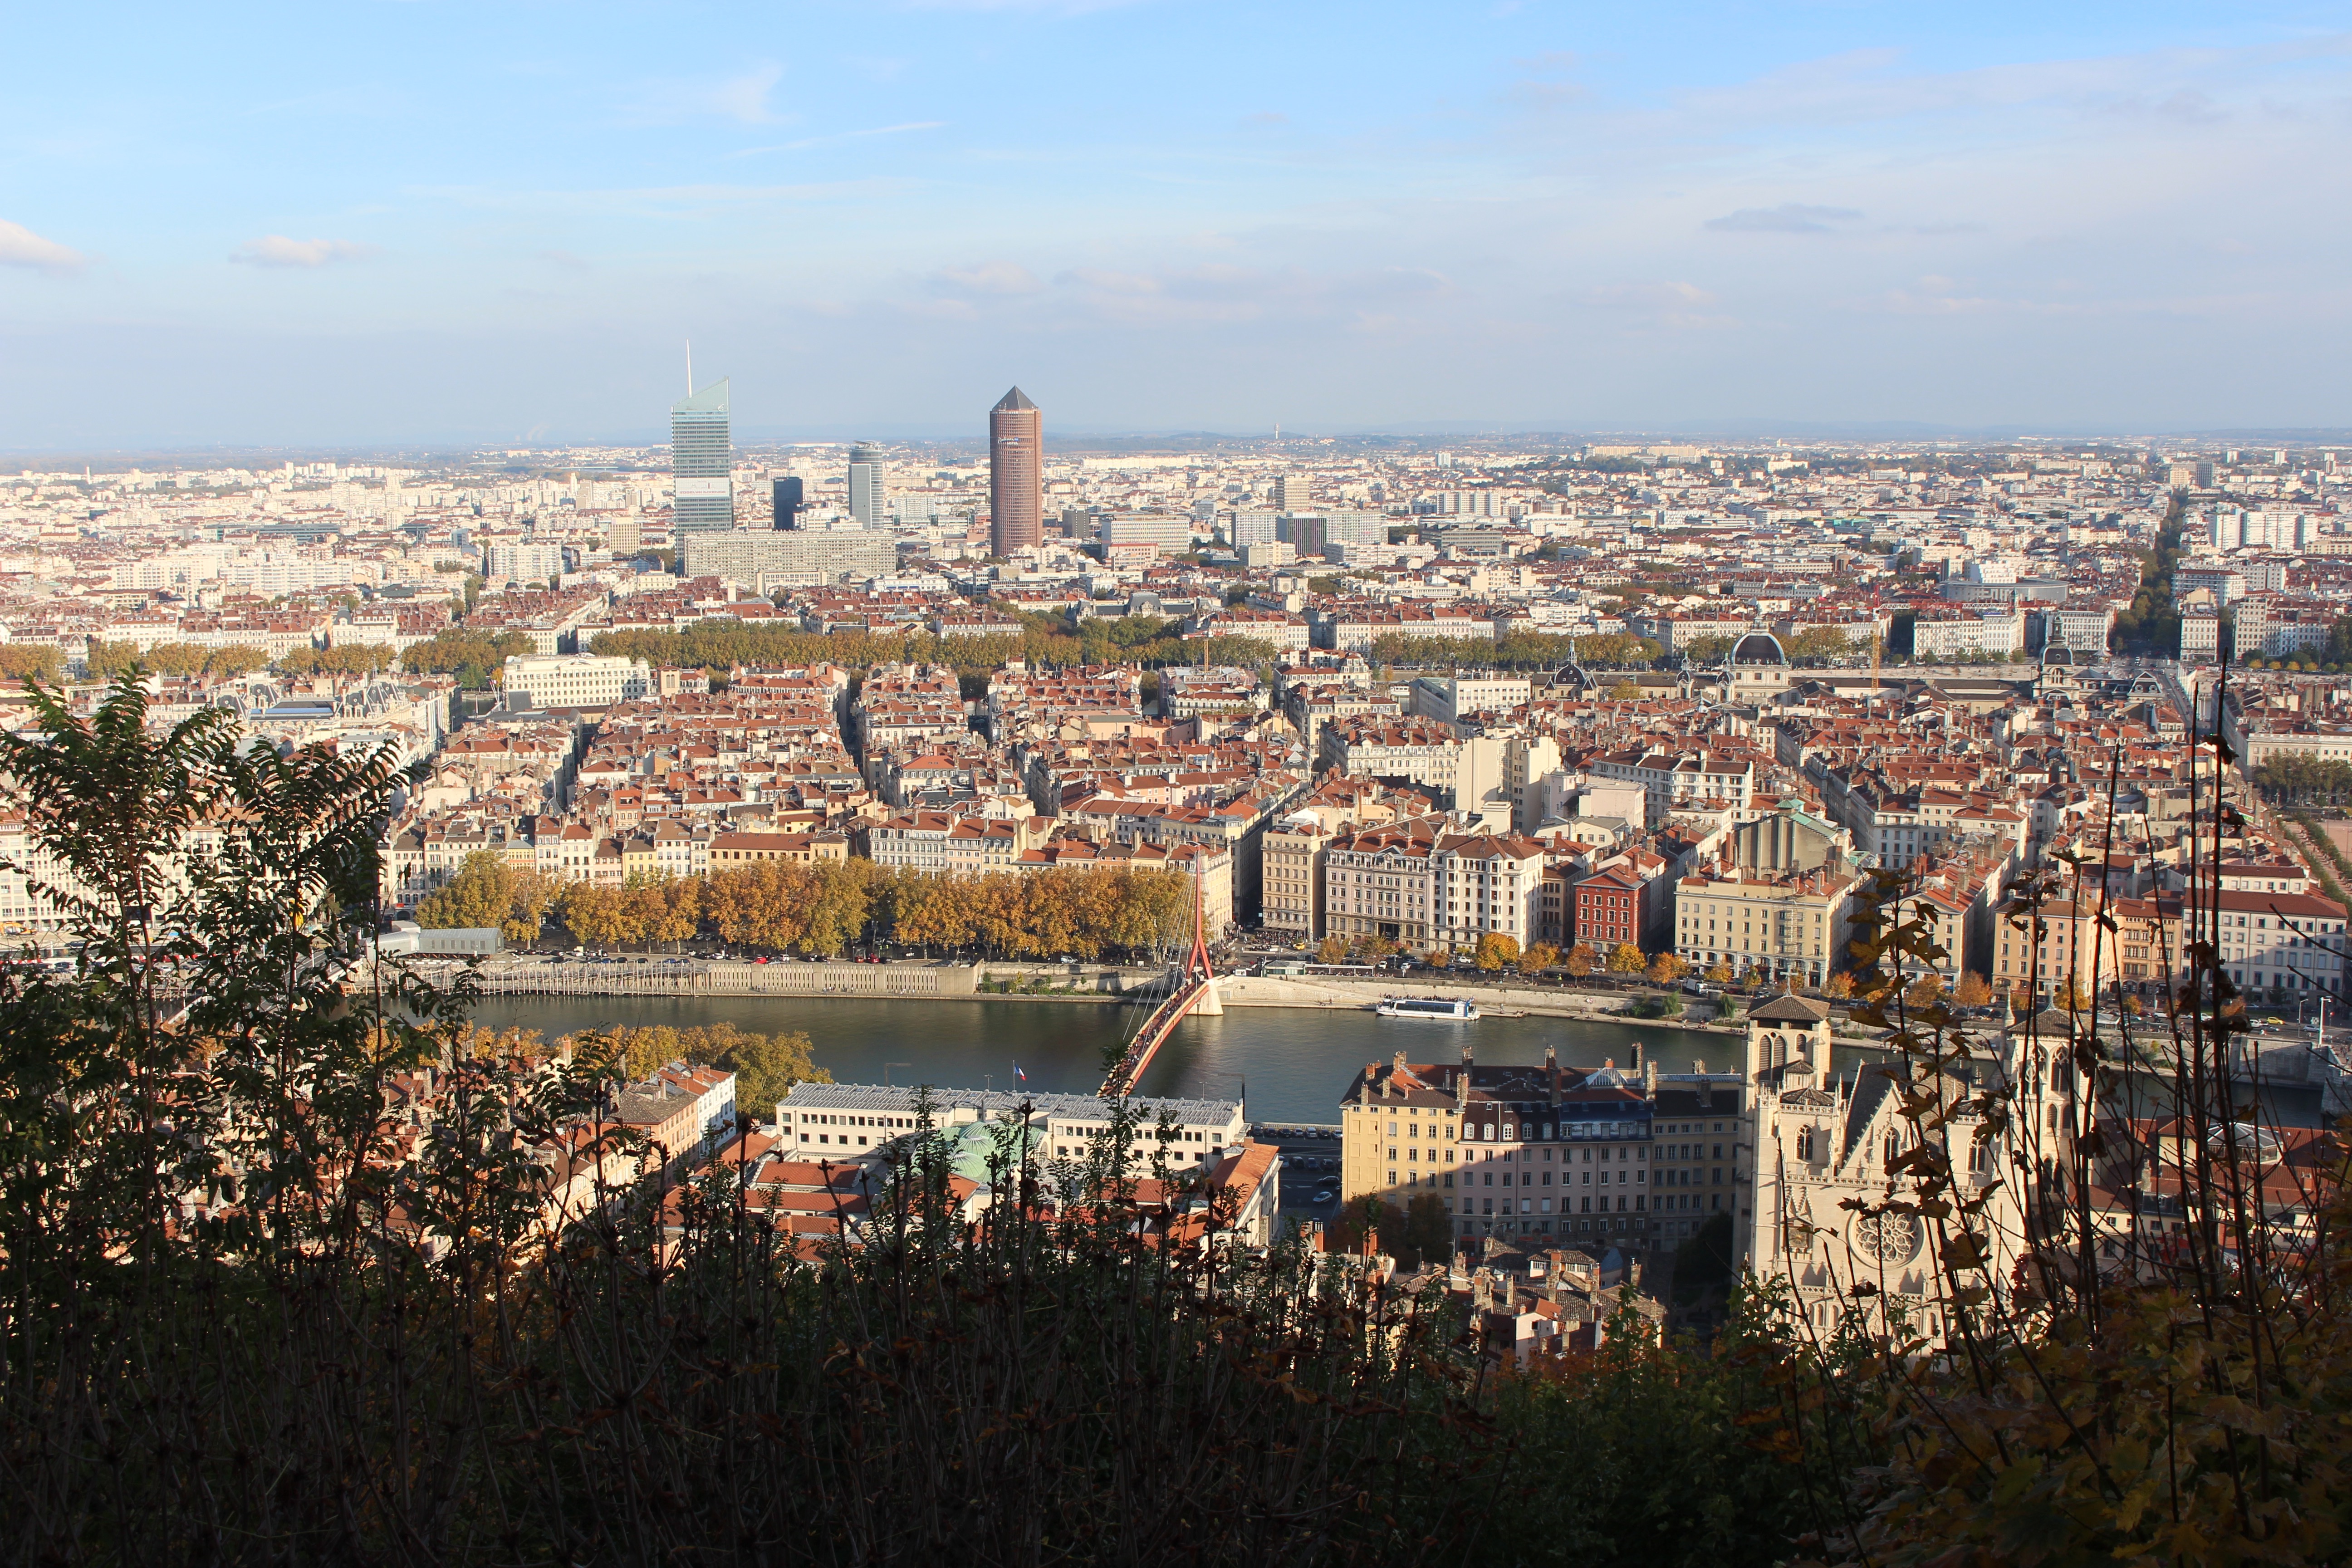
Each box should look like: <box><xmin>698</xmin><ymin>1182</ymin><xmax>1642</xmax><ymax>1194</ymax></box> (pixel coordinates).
<box><xmin>1674</xmin><ymin>865</ymin><xmax>1861</xmax><ymax>988</ymax></box>
<box><xmin>1260</xmin><ymin>813</ymin><xmax>1327</xmax><ymax>942</ymax></box>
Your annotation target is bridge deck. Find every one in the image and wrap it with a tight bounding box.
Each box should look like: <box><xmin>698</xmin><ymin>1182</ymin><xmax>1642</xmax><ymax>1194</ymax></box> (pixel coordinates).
<box><xmin>1100</xmin><ymin>977</ymin><xmax>1206</xmax><ymax>1098</ymax></box>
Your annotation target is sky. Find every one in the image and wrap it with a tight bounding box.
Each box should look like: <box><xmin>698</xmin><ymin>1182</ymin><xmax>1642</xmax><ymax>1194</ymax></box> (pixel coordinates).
<box><xmin>5</xmin><ymin>1</ymin><xmax>2351</xmax><ymax>450</ymax></box>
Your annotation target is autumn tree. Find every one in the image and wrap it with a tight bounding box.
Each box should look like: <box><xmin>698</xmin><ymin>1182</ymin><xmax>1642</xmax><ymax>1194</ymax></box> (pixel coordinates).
<box><xmin>1648</xmin><ymin>951</ymin><xmax>1691</xmax><ymax>985</ymax></box>
<box><xmin>415</xmin><ymin>849</ymin><xmax>513</xmax><ymax>930</ymax></box>
<box><xmin>275</xmin><ymin>644</ymin><xmax>397</xmax><ymax>679</ymax></box>
<box><xmin>504</xmin><ymin>867</ymin><xmax>559</xmax><ymax>945</ymax></box>
<box><xmin>1606</xmin><ymin>941</ymin><xmax>1646</xmax><ymax>974</ymax></box>
<box><xmin>1903</xmin><ymin>971</ymin><xmax>1946</xmax><ymax>1009</ymax></box>
<box><xmin>1474</xmin><ymin>932</ymin><xmax>1519</xmax><ymax>972</ymax></box>
<box><xmin>1951</xmin><ymin>971</ymin><xmax>1993</xmax><ymax>1009</ymax></box>
<box><xmin>557</xmin><ymin>881</ymin><xmax>633</xmax><ymax>949</ymax></box>
<box><xmin>0</xmin><ymin>646</ymin><xmax>63</xmax><ymax>682</ymax></box>
<box><xmin>1823</xmin><ymin>970</ymin><xmax>1855</xmax><ymax>999</ymax></box>
<box><xmin>1704</xmin><ymin>958</ymin><xmax>1736</xmax><ymax>985</ymax></box>
<box><xmin>1564</xmin><ymin>944</ymin><xmax>1595</xmax><ymax>977</ymax></box>
<box><xmin>1518</xmin><ymin>941</ymin><xmax>1559</xmax><ymax>976</ymax></box>
<box><xmin>1317</xmin><ymin>935</ymin><xmax>1351</xmax><ymax>965</ymax></box>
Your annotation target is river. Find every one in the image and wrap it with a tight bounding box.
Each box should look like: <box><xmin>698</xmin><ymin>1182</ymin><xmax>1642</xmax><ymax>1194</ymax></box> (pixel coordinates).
<box><xmin>468</xmin><ymin>994</ymin><xmax>1813</xmax><ymax>1125</ymax></box>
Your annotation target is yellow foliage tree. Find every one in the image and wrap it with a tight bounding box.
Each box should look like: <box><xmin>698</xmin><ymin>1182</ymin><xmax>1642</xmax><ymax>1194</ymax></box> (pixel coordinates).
<box><xmin>416</xmin><ymin>850</ymin><xmax>511</xmax><ymax>931</ymax></box>
<box><xmin>1606</xmin><ymin>941</ymin><xmax>1646</xmax><ymax>974</ymax></box>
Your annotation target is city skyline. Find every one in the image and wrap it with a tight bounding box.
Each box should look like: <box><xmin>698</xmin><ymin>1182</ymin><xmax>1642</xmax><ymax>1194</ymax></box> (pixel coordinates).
<box><xmin>5</xmin><ymin>3</ymin><xmax>2352</xmax><ymax>448</ymax></box>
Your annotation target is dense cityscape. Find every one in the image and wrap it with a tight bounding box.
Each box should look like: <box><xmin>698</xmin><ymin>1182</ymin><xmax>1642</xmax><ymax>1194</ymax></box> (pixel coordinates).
<box><xmin>4</xmin><ymin>378</ymin><xmax>2349</xmax><ymax>1328</ymax></box>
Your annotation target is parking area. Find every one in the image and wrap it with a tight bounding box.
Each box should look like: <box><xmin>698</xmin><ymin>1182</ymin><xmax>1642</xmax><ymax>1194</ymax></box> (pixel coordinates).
<box><xmin>1254</xmin><ymin>1126</ymin><xmax>1343</xmax><ymax>1225</ymax></box>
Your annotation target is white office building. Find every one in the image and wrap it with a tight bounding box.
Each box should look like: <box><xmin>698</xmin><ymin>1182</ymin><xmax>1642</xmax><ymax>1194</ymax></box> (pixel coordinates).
<box><xmin>501</xmin><ymin>653</ymin><xmax>652</xmax><ymax>710</ymax></box>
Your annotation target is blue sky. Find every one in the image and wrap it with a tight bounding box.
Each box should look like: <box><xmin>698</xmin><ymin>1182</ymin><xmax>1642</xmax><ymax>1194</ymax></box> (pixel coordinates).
<box><xmin>4</xmin><ymin>1</ymin><xmax>2349</xmax><ymax>448</ymax></box>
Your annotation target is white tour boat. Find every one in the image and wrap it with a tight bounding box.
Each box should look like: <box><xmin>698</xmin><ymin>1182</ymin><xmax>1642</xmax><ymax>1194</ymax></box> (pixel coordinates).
<box><xmin>1377</xmin><ymin>995</ymin><xmax>1480</xmax><ymax>1021</ymax></box>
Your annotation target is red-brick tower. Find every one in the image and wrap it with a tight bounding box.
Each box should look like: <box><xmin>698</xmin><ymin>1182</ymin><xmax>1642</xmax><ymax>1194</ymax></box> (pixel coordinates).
<box><xmin>989</xmin><ymin>386</ymin><xmax>1042</xmax><ymax>557</ymax></box>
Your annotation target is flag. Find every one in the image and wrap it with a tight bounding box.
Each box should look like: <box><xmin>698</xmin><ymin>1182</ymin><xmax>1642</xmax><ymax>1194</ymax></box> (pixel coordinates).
<box><xmin>1015</xmin><ymin>1062</ymin><xmax>1027</xmax><ymax>1085</ymax></box>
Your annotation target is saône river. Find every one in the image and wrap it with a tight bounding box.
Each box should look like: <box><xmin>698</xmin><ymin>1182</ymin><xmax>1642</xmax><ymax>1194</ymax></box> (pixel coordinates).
<box><xmin>468</xmin><ymin>994</ymin><xmax>1801</xmax><ymax>1126</ymax></box>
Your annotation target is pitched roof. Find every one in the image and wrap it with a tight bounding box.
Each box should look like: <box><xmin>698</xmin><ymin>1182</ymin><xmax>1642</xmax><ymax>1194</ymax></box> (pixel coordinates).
<box><xmin>993</xmin><ymin>385</ymin><xmax>1037</xmax><ymax>412</ymax></box>
<box><xmin>1750</xmin><ymin>993</ymin><xmax>1832</xmax><ymax>1024</ymax></box>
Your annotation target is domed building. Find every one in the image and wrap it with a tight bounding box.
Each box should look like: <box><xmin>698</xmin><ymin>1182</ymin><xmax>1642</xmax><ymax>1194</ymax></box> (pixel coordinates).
<box><xmin>1723</xmin><ymin>628</ymin><xmax>1792</xmax><ymax>705</ymax></box>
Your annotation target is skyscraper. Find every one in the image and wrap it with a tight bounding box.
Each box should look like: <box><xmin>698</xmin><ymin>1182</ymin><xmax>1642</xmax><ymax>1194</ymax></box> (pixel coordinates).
<box><xmin>989</xmin><ymin>386</ymin><xmax>1042</xmax><ymax>557</ymax></box>
<box><xmin>671</xmin><ymin>379</ymin><xmax>734</xmax><ymax>532</ymax></box>
<box><xmin>771</xmin><ymin>475</ymin><xmax>804</xmax><ymax>531</ymax></box>
<box><xmin>1272</xmin><ymin>471</ymin><xmax>1311</xmax><ymax>512</ymax></box>
<box><xmin>848</xmin><ymin>443</ymin><xmax>885</xmax><ymax>529</ymax></box>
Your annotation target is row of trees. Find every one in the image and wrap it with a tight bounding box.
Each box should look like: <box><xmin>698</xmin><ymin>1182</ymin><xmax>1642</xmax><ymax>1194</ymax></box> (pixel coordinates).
<box><xmin>2251</xmin><ymin>753</ymin><xmax>2352</xmax><ymax>805</ymax></box>
<box><xmin>86</xmin><ymin>640</ymin><xmax>272</xmax><ymax>680</ymax></box>
<box><xmin>276</xmin><ymin>643</ymin><xmax>400</xmax><ymax>678</ymax></box>
<box><xmin>587</xmin><ymin>615</ymin><xmax>1279</xmax><ymax>683</ymax></box>
<box><xmin>0</xmin><ymin>645</ymin><xmax>63</xmax><ymax>682</ymax></box>
<box><xmin>416</xmin><ymin>849</ymin><xmax>1200</xmax><ymax>961</ymax></box>
<box><xmin>1364</xmin><ymin>630</ymin><xmax>1665</xmax><ymax>672</ymax></box>
<box><xmin>1681</xmin><ymin>626</ymin><xmax>1876</xmax><ymax>666</ymax></box>
<box><xmin>400</xmin><ymin>627</ymin><xmax>538</xmax><ymax>688</ymax></box>
<box><xmin>1313</xmin><ymin>930</ymin><xmax>1678</xmax><ymax>981</ymax></box>
<box><xmin>2110</xmin><ymin>500</ymin><xmax>2187</xmax><ymax>652</ymax></box>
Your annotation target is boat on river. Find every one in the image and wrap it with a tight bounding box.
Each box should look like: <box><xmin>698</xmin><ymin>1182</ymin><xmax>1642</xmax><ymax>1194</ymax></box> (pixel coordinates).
<box><xmin>1376</xmin><ymin>995</ymin><xmax>1480</xmax><ymax>1021</ymax></box>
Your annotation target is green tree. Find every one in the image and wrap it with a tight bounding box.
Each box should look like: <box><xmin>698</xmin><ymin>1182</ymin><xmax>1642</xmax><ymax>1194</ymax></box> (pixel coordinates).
<box><xmin>710</xmin><ymin>1025</ymin><xmax>830</xmax><ymax>1115</ymax></box>
<box><xmin>1402</xmin><ymin>1193</ymin><xmax>1453</xmax><ymax>1270</ymax></box>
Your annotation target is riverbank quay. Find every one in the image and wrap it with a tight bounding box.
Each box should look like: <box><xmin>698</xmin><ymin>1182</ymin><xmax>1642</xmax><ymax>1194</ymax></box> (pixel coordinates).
<box><xmin>445</xmin><ymin>955</ymin><xmax>1867</xmax><ymax>1045</ymax></box>
<box><xmin>1215</xmin><ymin>973</ymin><xmax>1755</xmax><ymax>1039</ymax></box>
<box><xmin>458</xmin><ymin>956</ymin><xmax>1155</xmax><ymax>999</ymax></box>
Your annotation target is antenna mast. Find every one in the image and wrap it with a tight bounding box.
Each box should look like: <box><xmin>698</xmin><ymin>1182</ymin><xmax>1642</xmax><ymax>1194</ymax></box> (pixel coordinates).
<box><xmin>686</xmin><ymin>339</ymin><xmax>693</xmax><ymax>395</ymax></box>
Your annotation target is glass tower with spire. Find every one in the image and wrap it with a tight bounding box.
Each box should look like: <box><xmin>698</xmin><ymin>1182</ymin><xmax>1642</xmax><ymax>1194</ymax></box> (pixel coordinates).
<box><xmin>671</xmin><ymin>378</ymin><xmax>734</xmax><ymax>532</ymax></box>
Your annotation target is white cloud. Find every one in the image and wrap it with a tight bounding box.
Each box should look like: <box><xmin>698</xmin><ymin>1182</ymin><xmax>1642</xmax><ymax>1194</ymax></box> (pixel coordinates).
<box><xmin>628</xmin><ymin>62</ymin><xmax>786</xmax><ymax>127</ymax></box>
<box><xmin>230</xmin><ymin>235</ymin><xmax>380</xmax><ymax>268</ymax></box>
<box><xmin>1705</xmin><ymin>204</ymin><xmax>1862</xmax><ymax>234</ymax></box>
<box><xmin>0</xmin><ymin>218</ymin><xmax>89</xmax><ymax>276</ymax></box>
<box><xmin>929</xmin><ymin>260</ymin><xmax>1043</xmax><ymax>295</ymax></box>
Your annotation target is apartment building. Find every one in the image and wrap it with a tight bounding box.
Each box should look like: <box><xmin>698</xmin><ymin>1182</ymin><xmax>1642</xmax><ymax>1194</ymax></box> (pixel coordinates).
<box><xmin>1431</xmin><ymin>832</ymin><xmax>1546</xmax><ymax>951</ymax></box>
<box><xmin>1259</xmin><ymin>813</ymin><xmax>1327</xmax><ymax>942</ymax></box>
<box><xmin>1323</xmin><ymin>818</ymin><xmax>1440</xmax><ymax>946</ymax></box>
<box><xmin>1674</xmin><ymin>865</ymin><xmax>1860</xmax><ymax>988</ymax></box>
<box><xmin>1323</xmin><ymin>716</ymin><xmax>1465</xmax><ymax>794</ymax></box>
<box><xmin>1589</xmin><ymin>748</ymin><xmax>1757</xmax><ymax>828</ymax></box>
<box><xmin>1339</xmin><ymin>1047</ymin><xmax>1747</xmax><ymax>1248</ymax></box>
